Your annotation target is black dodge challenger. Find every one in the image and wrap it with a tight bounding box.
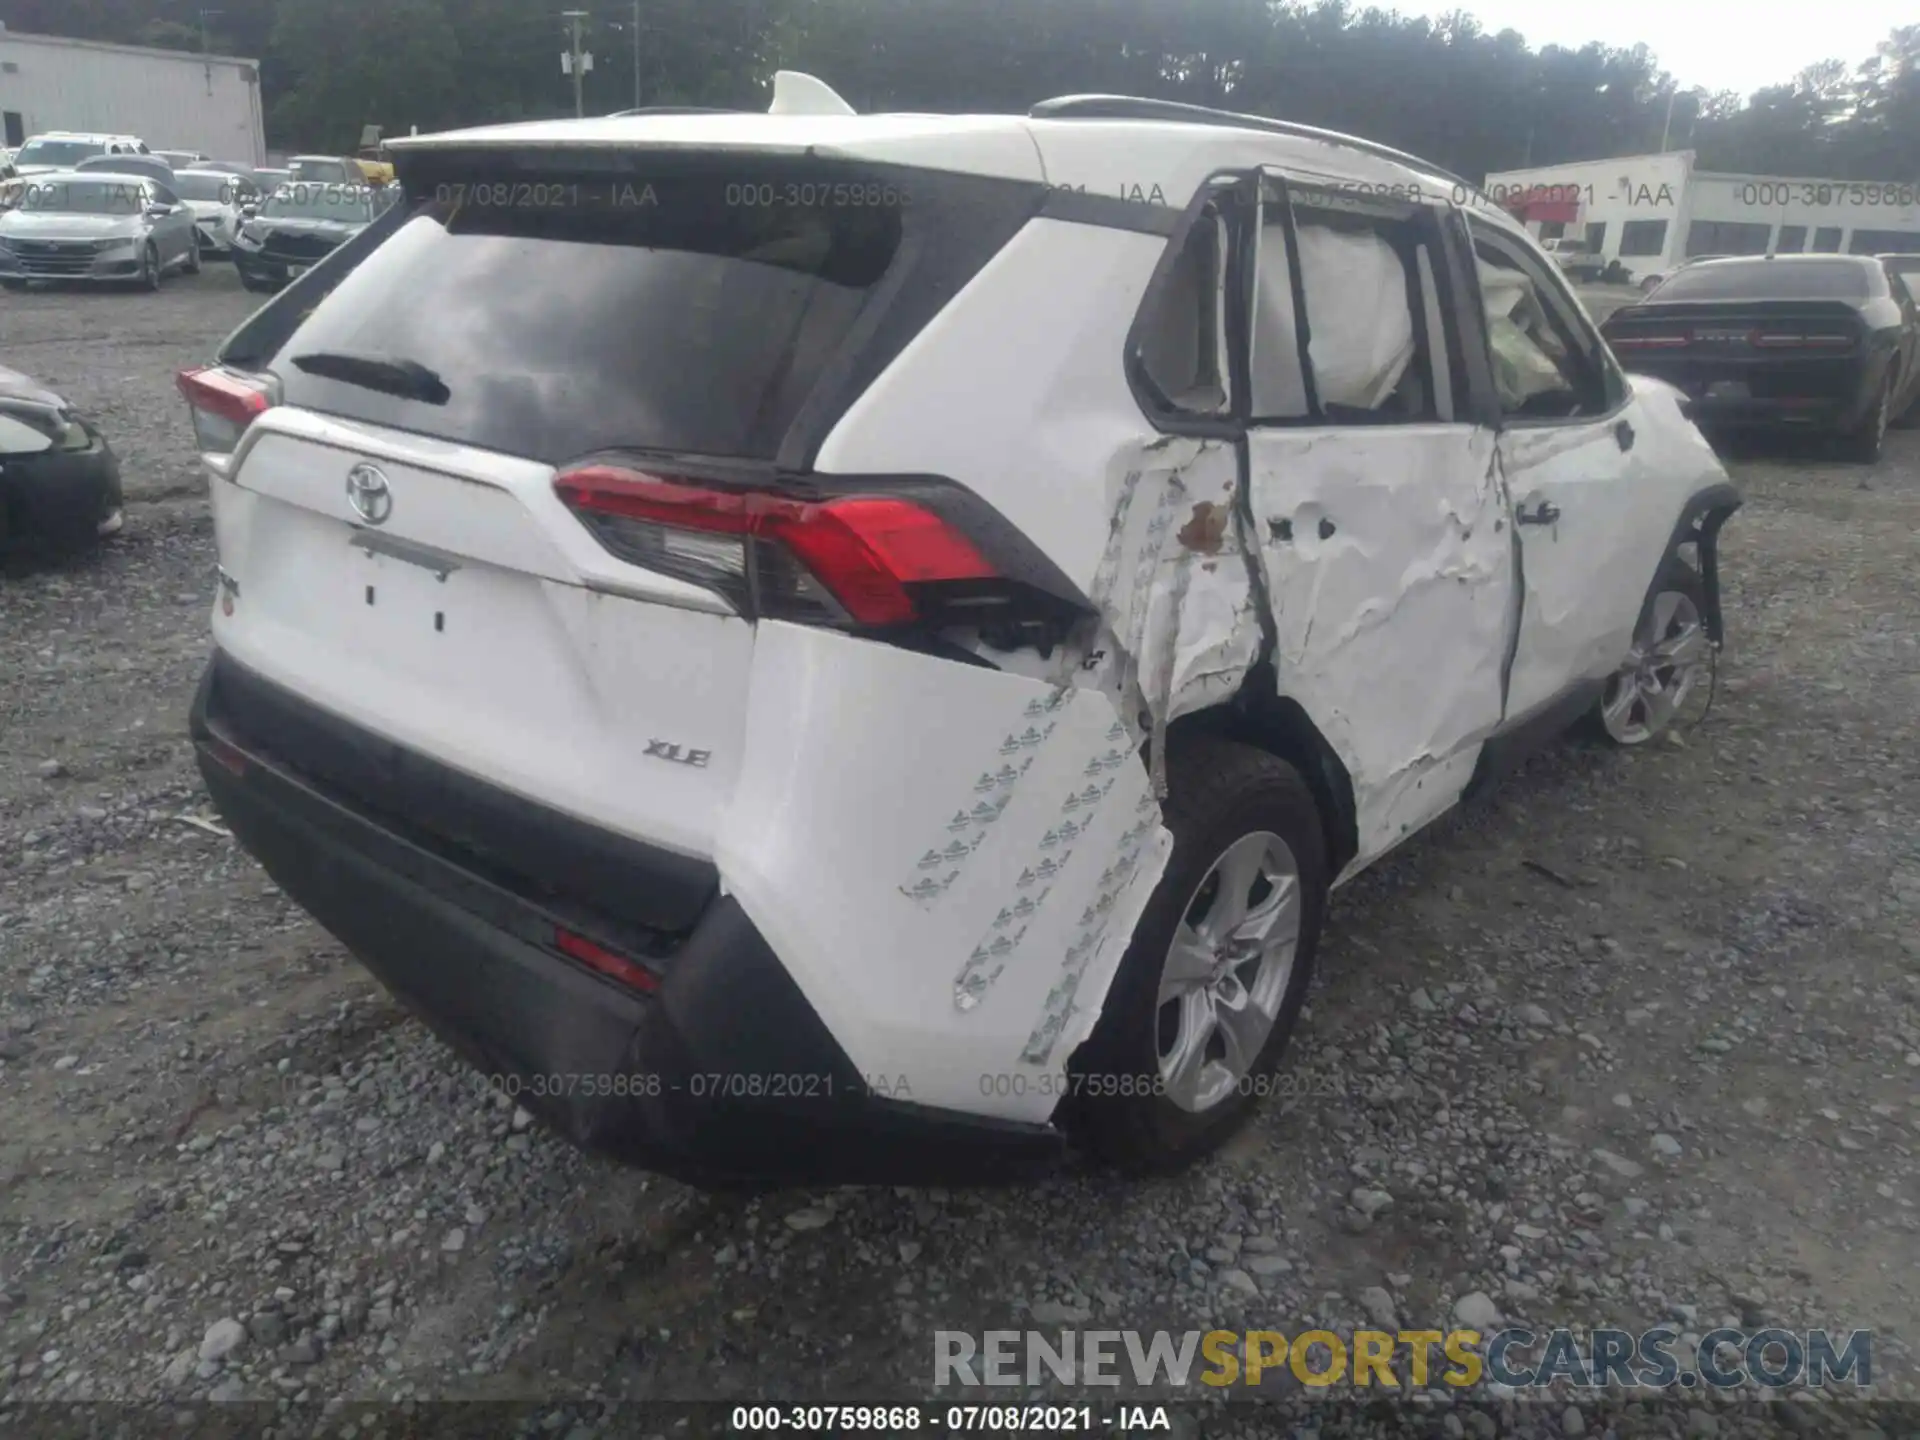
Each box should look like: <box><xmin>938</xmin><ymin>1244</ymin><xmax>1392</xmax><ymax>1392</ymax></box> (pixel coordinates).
<box><xmin>1600</xmin><ymin>254</ymin><xmax>1920</xmax><ymax>462</ymax></box>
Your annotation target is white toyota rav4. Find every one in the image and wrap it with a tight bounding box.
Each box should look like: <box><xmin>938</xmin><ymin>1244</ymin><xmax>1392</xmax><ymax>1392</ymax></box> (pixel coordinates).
<box><xmin>179</xmin><ymin>74</ymin><xmax>1740</xmax><ymax>1189</ymax></box>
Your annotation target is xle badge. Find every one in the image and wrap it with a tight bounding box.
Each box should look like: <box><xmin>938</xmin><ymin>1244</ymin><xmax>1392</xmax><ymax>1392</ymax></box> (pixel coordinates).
<box><xmin>644</xmin><ymin>740</ymin><xmax>711</xmax><ymax>768</ymax></box>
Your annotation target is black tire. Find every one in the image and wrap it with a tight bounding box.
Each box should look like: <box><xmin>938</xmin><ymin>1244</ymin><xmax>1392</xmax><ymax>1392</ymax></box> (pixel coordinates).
<box><xmin>1586</xmin><ymin>555</ymin><xmax>1707</xmax><ymax>747</ymax></box>
<box><xmin>238</xmin><ymin>272</ymin><xmax>271</xmax><ymax>293</ymax></box>
<box><xmin>140</xmin><ymin>243</ymin><xmax>161</xmax><ymax>291</ymax></box>
<box><xmin>1839</xmin><ymin>373</ymin><xmax>1893</xmax><ymax>463</ymax></box>
<box><xmin>0</xmin><ymin>278</ymin><xmax>26</xmax><ymax>292</ymax></box>
<box><xmin>1062</xmin><ymin>736</ymin><xmax>1329</xmax><ymax>1173</ymax></box>
<box><xmin>1891</xmin><ymin>370</ymin><xmax>1920</xmax><ymax>430</ymax></box>
<box><xmin>184</xmin><ymin>241</ymin><xmax>202</xmax><ymax>276</ymax></box>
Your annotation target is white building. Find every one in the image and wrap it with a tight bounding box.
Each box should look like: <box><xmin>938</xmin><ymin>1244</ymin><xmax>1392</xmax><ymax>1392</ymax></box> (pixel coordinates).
<box><xmin>1482</xmin><ymin>150</ymin><xmax>1920</xmax><ymax>279</ymax></box>
<box><xmin>0</xmin><ymin>27</ymin><xmax>266</xmax><ymax>165</ymax></box>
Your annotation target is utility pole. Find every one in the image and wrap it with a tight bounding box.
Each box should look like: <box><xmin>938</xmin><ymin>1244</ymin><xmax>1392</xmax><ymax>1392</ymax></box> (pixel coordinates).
<box><xmin>1659</xmin><ymin>87</ymin><xmax>1677</xmax><ymax>153</ymax></box>
<box><xmin>199</xmin><ymin>8</ymin><xmax>221</xmax><ymax>94</ymax></box>
<box><xmin>561</xmin><ymin>11</ymin><xmax>591</xmax><ymax>119</ymax></box>
<box><xmin>631</xmin><ymin>0</ymin><xmax>641</xmax><ymax>109</ymax></box>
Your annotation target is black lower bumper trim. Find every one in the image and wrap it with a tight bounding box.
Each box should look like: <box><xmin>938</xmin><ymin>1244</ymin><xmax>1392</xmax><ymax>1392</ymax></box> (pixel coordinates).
<box><xmin>203</xmin><ymin>651</ymin><xmax>718</xmax><ymax>939</ymax></box>
<box><xmin>189</xmin><ymin>659</ymin><xmax>1062</xmax><ymax>1188</ymax></box>
<box><xmin>0</xmin><ymin>439</ymin><xmax>122</xmax><ymax>547</ymax></box>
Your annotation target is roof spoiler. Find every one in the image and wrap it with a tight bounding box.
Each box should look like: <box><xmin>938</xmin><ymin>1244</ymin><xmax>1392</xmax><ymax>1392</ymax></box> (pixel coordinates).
<box><xmin>769</xmin><ymin>72</ymin><xmax>856</xmax><ymax>117</ymax></box>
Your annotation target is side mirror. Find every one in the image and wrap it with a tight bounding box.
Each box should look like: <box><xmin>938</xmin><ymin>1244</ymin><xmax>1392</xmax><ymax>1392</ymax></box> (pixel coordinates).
<box><xmin>145</xmin><ymin>203</ymin><xmax>173</xmax><ymax>218</ymax></box>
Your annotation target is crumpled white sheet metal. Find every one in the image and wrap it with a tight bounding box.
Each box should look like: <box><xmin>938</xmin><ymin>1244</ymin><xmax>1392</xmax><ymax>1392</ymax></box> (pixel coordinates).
<box><xmin>714</xmin><ymin>620</ymin><xmax>1173</xmax><ymax>1123</ymax></box>
<box><xmin>1250</xmin><ymin>425</ymin><xmax>1512</xmax><ymax>863</ymax></box>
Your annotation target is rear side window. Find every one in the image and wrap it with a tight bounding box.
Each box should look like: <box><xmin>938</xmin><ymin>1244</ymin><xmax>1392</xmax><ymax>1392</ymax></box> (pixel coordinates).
<box><xmin>266</xmin><ymin>163</ymin><xmax>919</xmax><ymax>465</ymax></box>
<box><xmin>1654</xmin><ymin>259</ymin><xmax>1873</xmax><ymax>300</ymax></box>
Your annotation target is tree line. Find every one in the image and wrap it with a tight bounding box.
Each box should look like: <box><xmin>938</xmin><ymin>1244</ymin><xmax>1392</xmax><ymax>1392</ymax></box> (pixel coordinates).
<box><xmin>4</xmin><ymin>0</ymin><xmax>1916</xmax><ymax>184</ymax></box>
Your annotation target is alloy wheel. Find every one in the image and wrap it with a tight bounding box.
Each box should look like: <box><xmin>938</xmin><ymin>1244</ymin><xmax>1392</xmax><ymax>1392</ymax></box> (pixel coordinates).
<box><xmin>1156</xmin><ymin>830</ymin><xmax>1302</xmax><ymax>1113</ymax></box>
<box><xmin>1599</xmin><ymin>589</ymin><xmax>1707</xmax><ymax>744</ymax></box>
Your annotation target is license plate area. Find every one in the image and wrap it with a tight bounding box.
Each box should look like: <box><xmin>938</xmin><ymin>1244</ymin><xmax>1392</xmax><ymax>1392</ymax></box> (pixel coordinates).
<box><xmin>352</xmin><ymin>531</ymin><xmax>462</xmax><ymax>641</ymax></box>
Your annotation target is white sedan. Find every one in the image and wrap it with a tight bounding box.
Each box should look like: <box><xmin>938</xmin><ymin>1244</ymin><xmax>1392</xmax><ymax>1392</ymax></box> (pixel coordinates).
<box><xmin>170</xmin><ymin>167</ymin><xmax>261</xmax><ymax>255</ymax></box>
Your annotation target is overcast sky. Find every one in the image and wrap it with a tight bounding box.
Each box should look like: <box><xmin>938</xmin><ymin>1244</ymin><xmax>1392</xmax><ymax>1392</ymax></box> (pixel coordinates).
<box><xmin>1399</xmin><ymin>0</ymin><xmax>1904</xmax><ymax>97</ymax></box>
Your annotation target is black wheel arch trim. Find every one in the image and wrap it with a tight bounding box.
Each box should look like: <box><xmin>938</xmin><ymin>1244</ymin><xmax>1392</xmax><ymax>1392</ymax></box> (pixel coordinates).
<box><xmin>1664</xmin><ymin>480</ymin><xmax>1742</xmax><ymax>644</ymax></box>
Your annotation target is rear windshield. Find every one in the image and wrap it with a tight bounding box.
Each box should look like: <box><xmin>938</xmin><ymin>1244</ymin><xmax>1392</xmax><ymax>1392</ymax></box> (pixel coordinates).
<box><xmin>16</xmin><ymin>139</ymin><xmax>104</xmax><ymax>167</ymax></box>
<box><xmin>265</xmin><ymin>165</ymin><xmax>911</xmax><ymax>464</ymax></box>
<box><xmin>1653</xmin><ymin>259</ymin><xmax>1875</xmax><ymax>300</ymax></box>
<box><xmin>289</xmin><ymin>158</ymin><xmax>351</xmax><ymax>184</ymax></box>
<box><xmin>174</xmin><ymin>172</ymin><xmax>242</xmax><ymax>202</ymax></box>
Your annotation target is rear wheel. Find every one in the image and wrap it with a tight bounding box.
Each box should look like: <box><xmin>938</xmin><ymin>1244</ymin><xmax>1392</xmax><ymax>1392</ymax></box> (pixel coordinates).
<box><xmin>1591</xmin><ymin>558</ymin><xmax>1709</xmax><ymax>747</ymax></box>
<box><xmin>139</xmin><ymin>243</ymin><xmax>161</xmax><ymax>291</ymax></box>
<box><xmin>1840</xmin><ymin>373</ymin><xmax>1893</xmax><ymax>463</ymax></box>
<box><xmin>1063</xmin><ymin>736</ymin><xmax>1328</xmax><ymax>1172</ymax></box>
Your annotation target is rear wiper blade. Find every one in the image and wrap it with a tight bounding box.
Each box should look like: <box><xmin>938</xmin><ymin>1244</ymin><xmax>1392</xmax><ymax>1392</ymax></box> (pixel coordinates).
<box><xmin>290</xmin><ymin>350</ymin><xmax>450</xmax><ymax>405</ymax></box>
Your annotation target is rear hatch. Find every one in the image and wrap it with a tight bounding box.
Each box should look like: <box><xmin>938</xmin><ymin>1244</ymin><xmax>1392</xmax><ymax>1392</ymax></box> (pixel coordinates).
<box><xmin>186</xmin><ymin>145</ymin><xmax>1049</xmax><ymax>945</ymax></box>
<box><xmin>1604</xmin><ymin>298</ymin><xmax>1866</xmax><ymax>399</ymax></box>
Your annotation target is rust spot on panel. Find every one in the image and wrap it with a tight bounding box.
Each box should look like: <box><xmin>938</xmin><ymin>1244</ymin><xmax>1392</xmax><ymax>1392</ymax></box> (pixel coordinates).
<box><xmin>1177</xmin><ymin>500</ymin><xmax>1229</xmax><ymax>554</ymax></box>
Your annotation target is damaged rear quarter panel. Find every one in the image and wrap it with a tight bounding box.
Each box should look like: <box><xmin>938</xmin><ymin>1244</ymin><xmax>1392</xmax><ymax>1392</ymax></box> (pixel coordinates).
<box><xmin>712</xmin><ymin>621</ymin><xmax>1171</xmax><ymax>1126</ymax></box>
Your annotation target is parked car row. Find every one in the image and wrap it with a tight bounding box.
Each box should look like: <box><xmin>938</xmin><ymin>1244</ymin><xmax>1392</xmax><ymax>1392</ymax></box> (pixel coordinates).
<box><xmin>1</xmin><ymin>131</ymin><xmax>383</xmax><ymax>245</ymax></box>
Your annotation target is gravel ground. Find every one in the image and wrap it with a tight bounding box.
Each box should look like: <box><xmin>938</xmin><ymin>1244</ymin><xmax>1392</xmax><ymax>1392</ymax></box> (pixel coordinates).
<box><xmin>3</xmin><ymin>268</ymin><xmax>1919</xmax><ymax>1437</ymax></box>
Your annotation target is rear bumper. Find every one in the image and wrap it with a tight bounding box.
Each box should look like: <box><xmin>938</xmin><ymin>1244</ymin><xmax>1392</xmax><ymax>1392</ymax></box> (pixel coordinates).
<box><xmin>188</xmin><ymin>656</ymin><xmax>1062</xmax><ymax>1189</ymax></box>
<box><xmin>1624</xmin><ymin>360</ymin><xmax>1876</xmax><ymax>434</ymax></box>
<box><xmin>1685</xmin><ymin>395</ymin><xmax>1853</xmax><ymax>431</ymax></box>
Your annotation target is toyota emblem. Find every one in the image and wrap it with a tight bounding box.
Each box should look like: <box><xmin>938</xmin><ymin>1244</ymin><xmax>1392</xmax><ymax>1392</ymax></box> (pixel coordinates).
<box><xmin>345</xmin><ymin>463</ymin><xmax>392</xmax><ymax>525</ymax></box>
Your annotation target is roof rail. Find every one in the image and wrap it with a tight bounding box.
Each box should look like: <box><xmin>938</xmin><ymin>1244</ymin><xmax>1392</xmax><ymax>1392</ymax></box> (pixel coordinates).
<box><xmin>1028</xmin><ymin>94</ymin><xmax>1471</xmax><ymax>192</ymax></box>
<box><xmin>605</xmin><ymin>107</ymin><xmax>745</xmax><ymax>117</ymax></box>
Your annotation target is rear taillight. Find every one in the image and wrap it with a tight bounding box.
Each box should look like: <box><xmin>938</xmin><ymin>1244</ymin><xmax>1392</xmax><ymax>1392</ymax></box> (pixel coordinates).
<box><xmin>555</xmin><ymin>926</ymin><xmax>660</xmax><ymax>995</ymax></box>
<box><xmin>554</xmin><ymin>465</ymin><xmax>999</xmax><ymax>628</ymax></box>
<box><xmin>1753</xmin><ymin>333</ymin><xmax>1851</xmax><ymax>348</ymax></box>
<box><xmin>177</xmin><ymin>365</ymin><xmax>274</xmax><ymax>456</ymax></box>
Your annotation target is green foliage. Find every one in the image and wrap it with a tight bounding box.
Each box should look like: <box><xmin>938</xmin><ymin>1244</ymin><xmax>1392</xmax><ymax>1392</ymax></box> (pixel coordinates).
<box><xmin>2</xmin><ymin>0</ymin><xmax>1914</xmax><ymax>182</ymax></box>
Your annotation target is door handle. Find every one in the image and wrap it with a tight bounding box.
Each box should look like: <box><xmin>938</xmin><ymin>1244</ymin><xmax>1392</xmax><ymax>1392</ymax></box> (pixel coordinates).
<box><xmin>1515</xmin><ymin>498</ymin><xmax>1560</xmax><ymax>527</ymax></box>
<box><xmin>1614</xmin><ymin>419</ymin><xmax>1635</xmax><ymax>451</ymax></box>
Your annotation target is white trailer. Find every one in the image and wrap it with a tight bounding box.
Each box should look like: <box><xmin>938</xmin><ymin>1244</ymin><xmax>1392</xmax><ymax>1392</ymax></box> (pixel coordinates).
<box><xmin>0</xmin><ymin>27</ymin><xmax>266</xmax><ymax>167</ymax></box>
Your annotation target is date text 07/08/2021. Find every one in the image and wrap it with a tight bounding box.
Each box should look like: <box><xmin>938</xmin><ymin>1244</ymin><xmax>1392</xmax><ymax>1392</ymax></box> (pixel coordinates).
<box><xmin>472</xmin><ymin>1068</ymin><xmax>1359</xmax><ymax>1105</ymax></box>
<box><xmin>728</xmin><ymin>1403</ymin><xmax>1173</xmax><ymax>1432</ymax></box>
